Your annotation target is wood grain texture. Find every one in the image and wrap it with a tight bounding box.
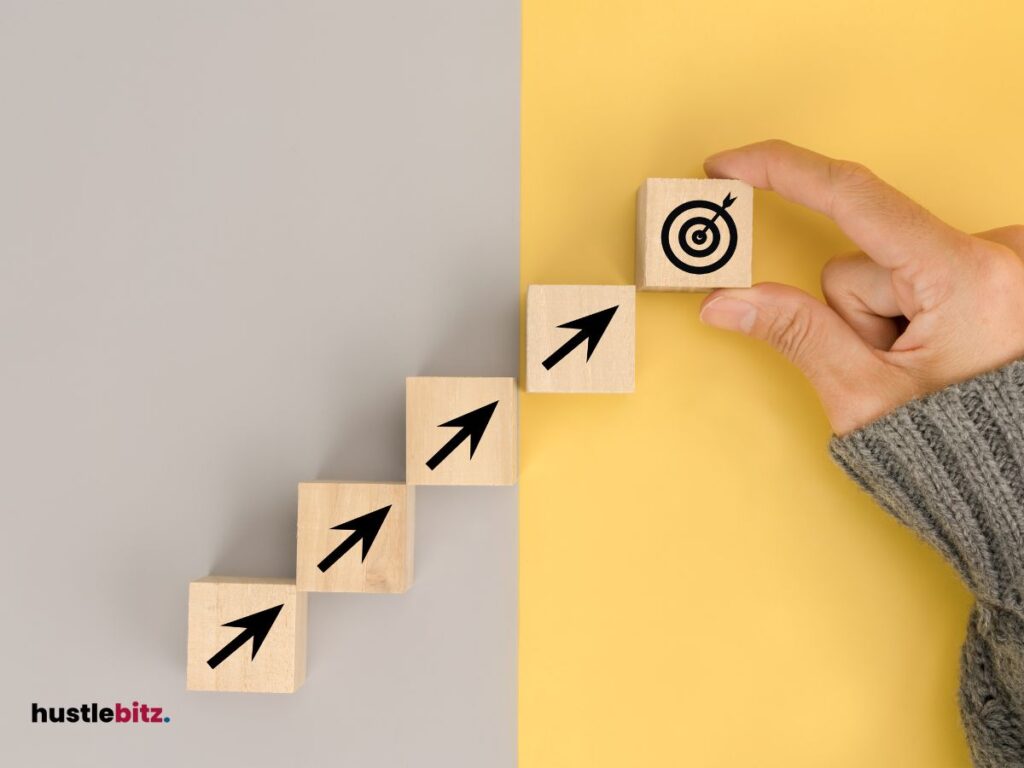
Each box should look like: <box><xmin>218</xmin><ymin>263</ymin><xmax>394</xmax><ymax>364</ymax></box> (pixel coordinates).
<box><xmin>406</xmin><ymin>377</ymin><xmax>518</xmax><ymax>486</ymax></box>
<box><xmin>186</xmin><ymin>577</ymin><xmax>307</xmax><ymax>694</ymax></box>
<box><xmin>526</xmin><ymin>284</ymin><xmax>635</xmax><ymax>393</ymax></box>
<box><xmin>296</xmin><ymin>482</ymin><xmax>414</xmax><ymax>594</ymax></box>
<box><xmin>637</xmin><ymin>178</ymin><xmax>753</xmax><ymax>291</ymax></box>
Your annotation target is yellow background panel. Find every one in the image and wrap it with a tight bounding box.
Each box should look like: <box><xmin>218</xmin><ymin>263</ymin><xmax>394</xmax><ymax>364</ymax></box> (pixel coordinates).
<box><xmin>520</xmin><ymin>1</ymin><xmax>1024</xmax><ymax>765</ymax></box>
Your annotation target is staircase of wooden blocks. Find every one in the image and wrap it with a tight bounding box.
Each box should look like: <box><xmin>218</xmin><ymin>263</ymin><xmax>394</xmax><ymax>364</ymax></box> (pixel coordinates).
<box><xmin>185</xmin><ymin>177</ymin><xmax>753</xmax><ymax>694</ymax></box>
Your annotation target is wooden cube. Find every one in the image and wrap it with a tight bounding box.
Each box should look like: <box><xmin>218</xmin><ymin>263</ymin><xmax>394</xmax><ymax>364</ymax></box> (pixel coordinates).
<box><xmin>296</xmin><ymin>482</ymin><xmax>414</xmax><ymax>594</ymax></box>
<box><xmin>186</xmin><ymin>577</ymin><xmax>307</xmax><ymax>694</ymax></box>
<box><xmin>637</xmin><ymin>178</ymin><xmax>753</xmax><ymax>291</ymax></box>
<box><xmin>406</xmin><ymin>377</ymin><xmax>517</xmax><ymax>486</ymax></box>
<box><xmin>526</xmin><ymin>285</ymin><xmax>635</xmax><ymax>393</ymax></box>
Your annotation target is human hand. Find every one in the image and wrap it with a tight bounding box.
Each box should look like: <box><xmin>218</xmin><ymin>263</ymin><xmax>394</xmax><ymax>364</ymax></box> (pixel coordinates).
<box><xmin>697</xmin><ymin>140</ymin><xmax>1024</xmax><ymax>435</ymax></box>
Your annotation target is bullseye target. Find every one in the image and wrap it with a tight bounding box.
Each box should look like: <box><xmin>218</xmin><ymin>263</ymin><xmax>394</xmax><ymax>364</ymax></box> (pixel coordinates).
<box><xmin>660</xmin><ymin>193</ymin><xmax>738</xmax><ymax>275</ymax></box>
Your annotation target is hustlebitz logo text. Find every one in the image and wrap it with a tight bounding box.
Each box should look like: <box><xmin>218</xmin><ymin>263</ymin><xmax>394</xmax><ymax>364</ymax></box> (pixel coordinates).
<box><xmin>31</xmin><ymin>701</ymin><xmax>170</xmax><ymax>724</ymax></box>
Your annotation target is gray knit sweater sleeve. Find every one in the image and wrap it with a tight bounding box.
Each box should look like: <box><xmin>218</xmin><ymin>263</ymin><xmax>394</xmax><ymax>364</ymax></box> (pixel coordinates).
<box><xmin>829</xmin><ymin>360</ymin><xmax>1024</xmax><ymax>767</ymax></box>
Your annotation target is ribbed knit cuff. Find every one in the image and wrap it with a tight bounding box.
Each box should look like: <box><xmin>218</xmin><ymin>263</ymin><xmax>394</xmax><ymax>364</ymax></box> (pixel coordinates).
<box><xmin>829</xmin><ymin>360</ymin><xmax>1024</xmax><ymax>610</ymax></box>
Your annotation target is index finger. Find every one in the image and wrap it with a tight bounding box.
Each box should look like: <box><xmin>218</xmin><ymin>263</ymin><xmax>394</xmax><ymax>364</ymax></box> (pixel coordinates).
<box><xmin>703</xmin><ymin>140</ymin><xmax>969</xmax><ymax>272</ymax></box>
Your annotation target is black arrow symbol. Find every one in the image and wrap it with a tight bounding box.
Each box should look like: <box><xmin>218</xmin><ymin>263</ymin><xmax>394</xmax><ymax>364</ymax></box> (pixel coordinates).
<box><xmin>425</xmin><ymin>400</ymin><xmax>498</xmax><ymax>470</ymax></box>
<box><xmin>206</xmin><ymin>604</ymin><xmax>284</xmax><ymax>670</ymax></box>
<box><xmin>541</xmin><ymin>305</ymin><xmax>619</xmax><ymax>370</ymax></box>
<box><xmin>693</xmin><ymin>192</ymin><xmax>737</xmax><ymax>242</ymax></box>
<box><xmin>316</xmin><ymin>505</ymin><xmax>391</xmax><ymax>572</ymax></box>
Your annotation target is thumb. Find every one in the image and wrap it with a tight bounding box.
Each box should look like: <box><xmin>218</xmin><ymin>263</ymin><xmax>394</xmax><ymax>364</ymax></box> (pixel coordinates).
<box><xmin>699</xmin><ymin>283</ymin><xmax>882</xmax><ymax>417</ymax></box>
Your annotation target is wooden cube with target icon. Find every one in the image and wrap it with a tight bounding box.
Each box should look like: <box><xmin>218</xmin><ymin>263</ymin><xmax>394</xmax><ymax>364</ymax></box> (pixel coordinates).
<box><xmin>406</xmin><ymin>377</ymin><xmax>517</xmax><ymax>486</ymax></box>
<box><xmin>636</xmin><ymin>178</ymin><xmax>753</xmax><ymax>291</ymax></box>
<box><xmin>186</xmin><ymin>576</ymin><xmax>307</xmax><ymax>694</ymax></box>
<box><xmin>296</xmin><ymin>482</ymin><xmax>414</xmax><ymax>594</ymax></box>
<box><xmin>526</xmin><ymin>284</ymin><xmax>635</xmax><ymax>393</ymax></box>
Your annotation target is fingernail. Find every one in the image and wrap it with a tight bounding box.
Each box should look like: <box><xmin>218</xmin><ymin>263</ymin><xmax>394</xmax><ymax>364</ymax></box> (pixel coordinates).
<box><xmin>699</xmin><ymin>297</ymin><xmax>758</xmax><ymax>334</ymax></box>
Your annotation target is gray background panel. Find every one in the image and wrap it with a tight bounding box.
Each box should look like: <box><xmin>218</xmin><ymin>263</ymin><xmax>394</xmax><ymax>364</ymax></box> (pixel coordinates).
<box><xmin>0</xmin><ymin>2</ymin><xmax>519</xmax><ymax>765</ymax></box>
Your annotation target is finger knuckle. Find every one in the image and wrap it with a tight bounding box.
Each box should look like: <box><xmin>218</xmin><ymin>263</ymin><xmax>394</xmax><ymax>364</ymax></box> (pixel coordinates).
<box><xmin>973</xmin><ymin>242</ymin><xmax>1024</xmax><ymax>294</ymax></box>
<box><xmin>826</xmin><ymin>160</ymin><xmax>881</xmax><ymax>219</ymax></box>
<box><xmin>828</xmin><ymin>159</ymin><xmax>877</xmax><ymax>192</ymax></box>
<box><xmin>820</xmin><ymin>256</ymin><xmax>854</xmax><ymax>301</ymax></box>
<box><xmin>764</xmin><ymin>303</ymin><xmax>816</xmax><ymax>361</ymax></box>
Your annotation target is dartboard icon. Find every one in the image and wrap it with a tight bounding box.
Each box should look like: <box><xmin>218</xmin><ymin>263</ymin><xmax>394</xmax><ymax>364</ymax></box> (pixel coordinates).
<box><xmin>660</xmin><ymin>193</ymin><xmax>738</xmax><ymax>275</ymax></box>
